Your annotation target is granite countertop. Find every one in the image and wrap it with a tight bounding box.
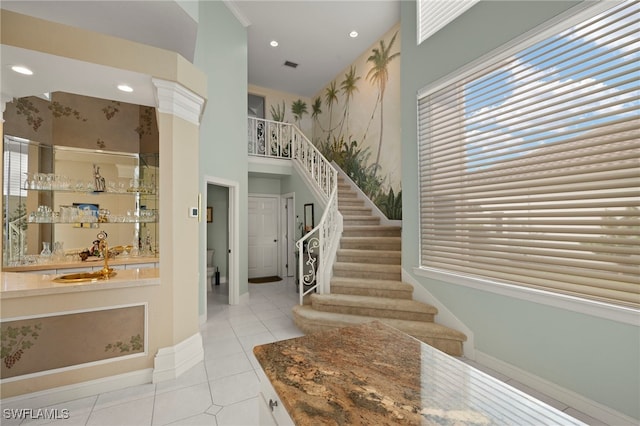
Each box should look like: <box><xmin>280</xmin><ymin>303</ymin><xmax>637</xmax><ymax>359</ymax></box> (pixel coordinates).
<box><xmin>253</xmin><ymin>321</ymin><xmax>585</xmax><ymax>426</ymax></box>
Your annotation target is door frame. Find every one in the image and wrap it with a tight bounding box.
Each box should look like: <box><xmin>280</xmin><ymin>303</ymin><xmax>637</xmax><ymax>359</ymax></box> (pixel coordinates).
<box><xmin>281</xmin><ymin>192</ymin><xmax>296</xmax><ymax>278</ymax></box>
<box><xmin>248</xmin><ymin>193</ymin><xmax>281</xmax><ymax>278</ymax></box>
<box><xmin>204</xmin><ymin>175</ymin><xmax>240</xmax><ymax>314</ymax></box>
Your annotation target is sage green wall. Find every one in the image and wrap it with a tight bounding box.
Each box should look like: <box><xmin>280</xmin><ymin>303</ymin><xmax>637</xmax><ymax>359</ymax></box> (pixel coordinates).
<box><xmin>400</xmin><ymin>1</ymin><xmax>639</xmax><ymax>420</ymax></box>
<box><xmin>281</xmin><ymin>170</ymin><xmax>324</xmax><ymax>239</ymax></box>
<box><xmin>248</xmin><ymin>176</ymin><xmax>282</xmax><ymax>195</ymax></box>
<box><xmin>194</xmin><ymin>1</ymin><xmax>248</xmax><ymax>314</ymax></box>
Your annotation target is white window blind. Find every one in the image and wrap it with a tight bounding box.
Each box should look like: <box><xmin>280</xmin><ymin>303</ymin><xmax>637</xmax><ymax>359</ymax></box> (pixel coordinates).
<box><xmin>418</xmin><ymin>1</ymin><xmax>640</xmax><ymax>308</ymax></box>
<box><xmin>3</xmin><ymin>139</ymin><xmax>28</xmax><ymax>198</ymax></box>
<box><xmin>417</xmin><ymin>0</ymin><xmax>479</xmax><ymax>45</ymax></box>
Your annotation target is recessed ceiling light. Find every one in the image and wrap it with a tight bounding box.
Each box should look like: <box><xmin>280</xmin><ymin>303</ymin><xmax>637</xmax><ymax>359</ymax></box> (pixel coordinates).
<box><xmin>270</xmin><ymin>40</ymin><xmax>279</xmax><ymax>47</ymax></box>
<box><xmin>117</xmin><ymin>84</ymin><xmax>133</xmax><ymax>93</ymax></box>
<box><xmin>349</xmin><ymin>31</ymin><xmax>358</xmax><ymax>38</ymax></box>
<box><xmin>11</xmin><ymin>65</ymin><xmax>33</xmax><ymax>75</ymax></box>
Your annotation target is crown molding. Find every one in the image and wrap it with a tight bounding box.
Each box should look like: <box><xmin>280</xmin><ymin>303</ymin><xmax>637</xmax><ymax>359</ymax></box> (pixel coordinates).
<box><xmin>152</xmin><ymin>78</ymin><xmax>205</xmax><ymax>126</ymax></box>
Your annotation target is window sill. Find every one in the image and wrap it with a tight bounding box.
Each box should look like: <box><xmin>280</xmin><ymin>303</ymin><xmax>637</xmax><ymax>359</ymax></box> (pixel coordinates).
<box><xmin>413</xmin><ymin>267</ymin><xmax>639</xmax><ymax>326</ymax></box>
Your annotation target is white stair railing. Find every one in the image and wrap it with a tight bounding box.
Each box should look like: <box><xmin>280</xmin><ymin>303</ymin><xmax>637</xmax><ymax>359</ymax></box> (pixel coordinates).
<box><xmin>247</xmin><ymin>117</ymin><xmax>342</xmax><ymax>303</ymax></box>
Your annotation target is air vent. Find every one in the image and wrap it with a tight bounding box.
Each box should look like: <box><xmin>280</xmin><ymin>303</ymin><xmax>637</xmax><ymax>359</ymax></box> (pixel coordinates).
<box><xmin>284</xmin><ymin>61</ymin><xmax>298</xmax><ymax>69</ymax></box>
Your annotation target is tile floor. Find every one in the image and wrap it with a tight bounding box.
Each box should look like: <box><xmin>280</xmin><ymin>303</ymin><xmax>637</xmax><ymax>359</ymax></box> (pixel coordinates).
<box><xmin>2</xmin><ymin>277</ymin><xmax>607</xmax><ymax>425</ymax></box>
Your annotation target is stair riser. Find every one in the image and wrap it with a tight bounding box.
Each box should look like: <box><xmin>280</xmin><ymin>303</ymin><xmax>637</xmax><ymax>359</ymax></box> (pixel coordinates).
<box><xmin>333</xmin><ymin>269</ymin><xmax>401</xmax><ymax>281</ymax></box>
<box><xmin>330</xmin><ymin>285</ymin><xmax>413</xmax><ymax>299</ymax></box>
<box><xmin>341</xmin><ymin>240</ymin><xmax>401</xmax><ymax>250</ymax></box>
<box><xmin>342</xmin><ymin>229</ymin><xmax>401</xmax><ymax>237</ymax></box>
<box><xmin>338</xmin><ymin>193</ymin><xmax>358</xmax><ymax>201</ymax></box>
<box><xmin>336</xmin><ymin>254</ymin><xmax>400</xmax><ymax>265</ymax></box>
<box><xmin>338</xmin><ymin>199</ymin><xmax>365</xmax><ymax>207</ymax></box>
<box><xmin>340</xmin><ymin>206</ymin><xmax>372</xmax><ymax>213</ymax></box>
<box><xmin>312</xmin><ymin>304</ymin><xmax>435</xmax><ymax>322</ymax></box>
<box><xmin>343</xmin><ymin>218</ymin><xmax>381</xmax><ymax>226</ymax></box>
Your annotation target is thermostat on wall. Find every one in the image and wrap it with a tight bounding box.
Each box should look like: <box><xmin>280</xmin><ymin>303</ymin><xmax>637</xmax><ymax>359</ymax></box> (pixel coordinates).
<box><xmin>189</xmin><ymin>207</ymin><xmax>198</xmax><ymax>218</ymax></box>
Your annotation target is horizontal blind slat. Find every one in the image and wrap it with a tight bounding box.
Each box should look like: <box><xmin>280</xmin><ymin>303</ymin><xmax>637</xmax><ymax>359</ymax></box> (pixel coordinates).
<box><xmin>418</xmin><ymin>1</ymin><xmax>640</xmax><ymax>308</ymax></box>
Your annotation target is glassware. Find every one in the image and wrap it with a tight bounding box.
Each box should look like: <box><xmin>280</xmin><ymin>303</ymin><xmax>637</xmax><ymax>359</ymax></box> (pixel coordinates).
<box><xmin>52</xmin><ymin>241</ymin><xmax>65</xmax><ymax>262</ymax></box>
<box><xmin>40</xmin><ymin>242</ymin><xmax>52</xmax><ymax>262</ymax></box>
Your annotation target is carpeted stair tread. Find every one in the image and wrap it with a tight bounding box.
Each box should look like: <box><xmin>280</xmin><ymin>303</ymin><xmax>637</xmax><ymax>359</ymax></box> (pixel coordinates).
<box><xmin>330</xmin><ymin>277</ymin><xmax>414</xmax><ymax>299</ymax></box>
<box><xmin>337</xmin><ymin>249</ymin><xmax>400</xmax><ymax>264</ymax></box>
<box><xmin>333</xmin><ymin>262</ymin><xmax>401</xmax><ymax>280</ymax></box>
<box><xmin>340</xmin><ymin>206</ymin><xmax>373</xmax><ymax>215</ymax></box>
<box><xmin>342</xmin><ymin>225</ymin><xmax>401</xmax><ymax>237</ymax></box>
<box><xmin>334</xmin><ymin>262</ymin><xmax>401</xmax><ymax>273</ymax></box>
<box><xmin>292</xmin><ymin>305</ymin><xmax>466</xmax><ymax>356</ymax></box>
<box><xmin>340</xmin><ymin>236</ymin><xmax>401</xmax><ymax>250</ymax></box>
<box><xmin>311</xmin><ymin>293</ymin><xmax>438</xmax><ymax>316</ymax></box>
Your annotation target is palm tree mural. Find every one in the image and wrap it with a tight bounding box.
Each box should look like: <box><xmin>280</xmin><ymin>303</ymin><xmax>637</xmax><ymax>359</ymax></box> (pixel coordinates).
<box><xmin>339</xmin><ymin>65</ymin><xmax>361</xmax><ymax>138</ymax></box>
<box><xmin>291</xmin><ymin>99</ymin><xmax>308</xmax><ymax>127</ymax></box>
<box><xmin>311</xmin><ymin>97</ymin><xmax>322</xmax><ymax>141</ymax></box>
<box><xmin>324</xmin><ymin>81</ymin><xmax>339</xmax><ymax>142</ymax></box>
<box><xmin>366</xmin><ymin>31</ymin><xmax>399</xmax><ymax>170</ymax></box>
<box><xmin>270</xmin><ymin>101</ymin><xmax>286</xmax><ymax>122</ymax></box>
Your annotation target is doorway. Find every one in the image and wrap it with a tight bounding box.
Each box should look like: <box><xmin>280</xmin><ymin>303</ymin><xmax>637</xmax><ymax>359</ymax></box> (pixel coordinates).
<box><xmin>204</xmin><ymin>176</ymin><xmax>239</xmax><ymax>321</ymax></box>
<box><xmin>248</xmin><ymin>195</ymin><xmax>279</xmax><ymax>279</ymax></box>
<box><xmin>282</xmin><ymin>193</ymin><xmax>296</xmax><ymax>278</ymax></box>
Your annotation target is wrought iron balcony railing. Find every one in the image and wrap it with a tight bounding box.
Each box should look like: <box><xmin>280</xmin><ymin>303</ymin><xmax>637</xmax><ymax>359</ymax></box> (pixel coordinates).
<box><xmin>248</xmin><ymin>117</ymin><xmax>342</xmax><ymax>303</ymax></box>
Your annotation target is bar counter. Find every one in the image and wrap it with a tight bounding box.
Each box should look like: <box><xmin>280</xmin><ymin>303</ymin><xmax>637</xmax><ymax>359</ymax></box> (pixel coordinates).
<box><xmin>0</xmin><ymin>267</ymin><xmax>159</xmax><ymax>299</ymax></box>
<box><xmin>253</xmin><ymin>321</ymin><xmax>585</xmax><ymax>425</ymax></box>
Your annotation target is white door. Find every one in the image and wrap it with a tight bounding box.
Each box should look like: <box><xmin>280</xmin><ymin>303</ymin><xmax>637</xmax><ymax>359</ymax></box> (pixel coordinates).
<box><xmin>248</xmin><ymin>196</ymin><xmax>279</xmax><ymax>278</ymax></box>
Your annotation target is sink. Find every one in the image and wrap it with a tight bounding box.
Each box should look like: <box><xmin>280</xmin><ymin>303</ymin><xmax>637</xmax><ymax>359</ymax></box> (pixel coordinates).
<box><xmin>53</xmin><ymin>269</ymin><xmax>116</xmax><ymax>283</ymax></box>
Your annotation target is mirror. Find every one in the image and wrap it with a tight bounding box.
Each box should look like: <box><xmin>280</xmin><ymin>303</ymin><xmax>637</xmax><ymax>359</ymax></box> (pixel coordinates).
<box><xmin>304</xmin><ymin>203</ymin><xmax>314</xmax><ymax>233</ymax></box>
<box><xmin>3</xmin><ymin>137</ymin><xmax>158</xmax><ymax>267</ymax></box>
<box><xmin>3</xmin><ymin>91</ymin><xmax>159</xmax><ymax>269</ymax></box>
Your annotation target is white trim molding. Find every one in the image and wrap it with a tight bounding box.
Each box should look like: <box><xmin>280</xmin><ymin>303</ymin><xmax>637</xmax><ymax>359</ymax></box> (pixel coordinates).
<box><xmin>152</xmin><ymin>78</ymin><xmax>205</xmax><ymax>126</ymax></box>
<box><xmin>414</xmin><ymin>267</ymin><xmax>640</xmax><ymax>326</ymax></box>
<box><xmin>152</xmin><ymin>332</ymin><xmax>204</xmax><ymax>383</ymax></box>
<box><xmin>0</xmin><ymin>369</ymin><xmax>153</xmax><ymax>408</ymax></box>
<box><xmin>474</xmin><ymin>350</ymin><xmax>639</xmax><ymax>426</ymax></box>
<box><xmin>402</xmin><ymin>269</ymin><xmax>475</xmax><ymax>358</ymax></box>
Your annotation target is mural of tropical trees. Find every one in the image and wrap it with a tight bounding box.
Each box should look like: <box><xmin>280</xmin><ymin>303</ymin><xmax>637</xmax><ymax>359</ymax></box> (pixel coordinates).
<box><xmin>311</xmin><ymin>97</ymin><xmax>322</xmax><ymax>141</ymax></box>
<box><xmin>324</xmin><ymin>81</ymin><xmax>339</xmax><ymax>142</ymax></box>
<box><xmin>270</xmin><ymin>101</ymin><xmax>286</xmax><ymax>122</ymax></box>
<box><xmin>291</xmin><ymin>99</ymin><xmax>308</xmax><ymax>127</ymax></box>
<box><xmin>310</xmin><ymin>27</ymin><xmax>401</xmax><ymax>219</ymax></box>
<box><xmin>366</xmin><ymin>31</ymin><xmax>399</xmax><ymax>170</ymax></box>
<box><xmin>338</xmin><ymin>65</ymin><xmax>361</xmax><ymax>138</ymax></box>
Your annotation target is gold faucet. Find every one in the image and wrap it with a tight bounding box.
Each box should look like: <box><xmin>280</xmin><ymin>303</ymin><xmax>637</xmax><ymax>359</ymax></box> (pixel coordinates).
<box><xmin>97</xmin><ymin>231</ymin><xmax>113</xmax><ymax>279</ymax></box>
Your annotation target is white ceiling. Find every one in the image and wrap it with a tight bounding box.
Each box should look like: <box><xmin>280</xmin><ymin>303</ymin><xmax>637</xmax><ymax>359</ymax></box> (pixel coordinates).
<box><xmin>1</xmin><ymin>0</ymin><xmax>399</xmax><ymax>106</ymax></box>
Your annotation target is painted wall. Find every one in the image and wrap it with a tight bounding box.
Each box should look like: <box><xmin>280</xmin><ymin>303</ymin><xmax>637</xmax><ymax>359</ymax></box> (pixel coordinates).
<box><xmin>312</xmin><ymin>23</ymin><xmax>401</xmax><ymax>220</ymax></box>
<box><xmin>248</xmin><ymin>84</ymin><xmax>313</xmax><ymax>139</ymax></box>
<box><xmin>1</xmin><ymin>9</ymin><xmax>205</xmax><ymax>397</ymax></box>
<box><xmin>400</xmin><ymin>1</ymin><xmax>639</xmax><ymax>422</ymax></box>
<box><xmin>195</xmin><ymin>1</ymin><xmax>248</xmax><ymax>313</ymax></box>
<box><xmin>249</xmin><ymin>175</ymin><xmax>282</xmax><ymax>195</ymax></box>
<box><xmin>280</xmin><ymin>170</ymin><xmax>325</xmax><ymax>239</ymax></box>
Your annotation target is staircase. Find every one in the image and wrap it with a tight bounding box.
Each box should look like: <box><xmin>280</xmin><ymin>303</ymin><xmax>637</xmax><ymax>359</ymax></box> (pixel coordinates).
<box><xmin>293</xmin><ymin>175</ymin><xmax>467</xmax><ymax>356</ymax></box>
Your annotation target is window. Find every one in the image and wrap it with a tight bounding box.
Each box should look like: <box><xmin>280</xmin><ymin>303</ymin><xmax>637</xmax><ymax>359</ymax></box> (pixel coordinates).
<box><xmin>417</xmin><ymin>0</ymin><xmax>479</xmax><ymax>44</ymax></box>
<box><xmin>3</xmin><ymin>137</ymin><xmax>28</xmax><ymax>198</ymax></box>
<box><xmin>418</xmin><ymin>1</ymin><xmax>639</xmax><ymax>308</ymax></box>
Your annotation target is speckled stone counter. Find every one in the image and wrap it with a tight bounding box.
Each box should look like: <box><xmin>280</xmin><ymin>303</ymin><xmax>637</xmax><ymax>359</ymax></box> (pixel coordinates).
<box><xmin>254</xmin><ymin>321</ymin><xmax>584</xmax><ymax>425</ymax></box>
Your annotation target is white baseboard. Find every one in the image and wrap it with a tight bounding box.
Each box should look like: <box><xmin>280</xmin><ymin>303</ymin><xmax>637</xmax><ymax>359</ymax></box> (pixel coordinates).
<box><xmin>475</xmin><ymin>350</ymin><xmax>638</xmax><ymax>426</ymax></box>
<box><xmin>402</xmin><ymin>269</ymin><xmax>475</xmax><ymax>358</ymax></box>
<box><xmin>152</xmin><ymin>332</ymin><xmax>204</xmax><ymax>383</ymax></box>
<box><xmin>0</xmin><ymin>368</ymin><xmax>153</xmax><ymax>407</ymax></box>
<box><xmin>238</xmin><ymin>291</ymin><xmax>250</xmax><ymax>305</ymax></box>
